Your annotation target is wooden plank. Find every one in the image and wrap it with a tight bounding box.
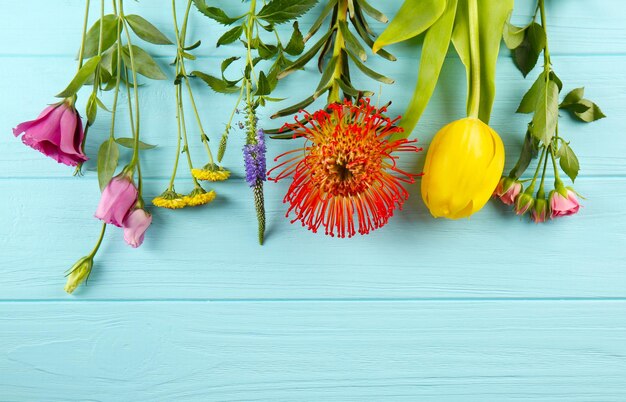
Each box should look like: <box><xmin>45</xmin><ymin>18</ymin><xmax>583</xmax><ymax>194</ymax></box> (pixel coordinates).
<box><xmin>2</xmin><ymin>177</ymin><xmax>624</xmax><ymax>300</ymax></box>
<box><xmin>2</xmin><ymin>54</ymin><xmax>623</xmax><ymax>179</ymax></box>
<box><xmin>1</xmin><ymin>301</ymin><xmax>626</xmax><ymax>400</ymax></box>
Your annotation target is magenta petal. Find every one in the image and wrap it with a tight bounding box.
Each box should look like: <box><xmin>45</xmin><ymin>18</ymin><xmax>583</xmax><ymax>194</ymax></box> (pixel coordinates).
<box><xmin>12</xmin><ymin>105</ymin><xmax>58</xmax><ymax>137</ymax></box>
<box><xmin>123</xmin><ymin>209</ymin><xmax>152</xmax><ymax>248</ymax></box>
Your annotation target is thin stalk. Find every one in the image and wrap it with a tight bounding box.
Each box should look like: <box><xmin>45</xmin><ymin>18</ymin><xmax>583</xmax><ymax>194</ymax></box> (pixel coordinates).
<box><xmin>178</xmin><ymin>85</ymin><xmax>201</xmax><ymax>188</ymax></box>
<box><xmin>245</xmin><ymin>0</ymin><xmax>258</xmax><ymax>86</ymax></box>
<box><xmin>328</xmin><ymin>0</ymin><xmax>348</xmax><ymax>104</ymax></box>
<box><xmin>88</xmin><ymin>222</ymin><xmax>107</xmax><ymax>258</ymax></box>
<box><xmin>119</xmin><ymin>0</ymin><xmax>141</xmax><ymax>167</ymax></box>
<box><xmin>77</xmin><ymin>0</ymin><xmax>92</xmax><ymax>70</ymax></box>
<box><xmin>169</xmin><ymin>83</ymin><xmax>184</xmax><ymax>191</ymax></box>
<box><xmin>467</xmin><ymin>0</ymin><xmax>481</xmax><ymax>119</ymax></box>
<box><xmin>108</xmin><ymin>17</ymin><xmax>123</xmax><ymax>140</ymax></box>
<box><xmin>536</xmin><ymin>145</ymin><xmax>550</xmax><ymax>198</ymax></box>
<box><xmin>526</xmin><ymin>146</ymin><xmax>547</xmax><ymax>193</ymax></box>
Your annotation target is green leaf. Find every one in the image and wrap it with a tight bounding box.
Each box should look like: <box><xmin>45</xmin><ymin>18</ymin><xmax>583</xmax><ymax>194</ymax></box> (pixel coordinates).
<box><xmin>337</xmin><ymin>78</ymin><xmax>372</xmax><ymax>98</ymax></box>
<box><xmin>573</xmin><ymin>99</ymin><xmax>606</xmax><ymax>122</ymax></box>
<box><xmin>192</xmin><ymin>0</ymin><xmax>242</xmax><ymax>25</ymax></box>
<box><xmin>193</xmin><ymin>71</ymin><xmax>240</xmax><ymax>94</ymax></box>
<box><xmin>346</xmin><ymin>50</ymin><xmax>394</xmax><ymax>84</ymax></box>
<box><xmin>351</xmin><ymin>10</ymin><xmax>397</xmax><ymax>62</ymax></box>
<box><xmin>121</xmin><ymin>45</ymin><xmax>167</xmax><ymax>80</ymax></box>
<box><xmin>257</xmin><ymin>0</ymin><xmax>319</xmax><ymax>24</ymax></box>
<box><xmin>184</xmin><ymin>40</ymin><xmax>202</xmax><ymax>51</ymax></box>
<box><xmin>395</xmin><ymin>0</ymin><xmax>456</xmax><ymax>139</ymax></box>
<box><xmin>530</xmin><ymin>78</ymin><xmax>559</xmax><ymax>144</ymax></box>
<box><xmin>517</xmin><ymin>72</ymin><xmax>545</xmax><ymax>114</ymax></box>
<box><xmin>452</xmin><ymin>0</ymin><xmax>514</xmax><ymax>122</ymax></box>
<box><xmin>255</xmin><ymin>71</ymin><xmax>272</xmax><ymax>96</ymax></box>
<box><xmin>339</xmin><ymin>20</ymin><xmax>367</xmax><ymax>61</ymax></box>
<box><xmin>557</xmin><ymin>142</ymin><xmax>579</xmax><ymax>182</ymax></box>
<box><xmin>305</xmin><ymin>0</ymin><xmax>337</xmax><ymax>41</ymax></box>
<box><xmin>509</xmin><ymin>130</ymin><xmax>539</xmax><ymax>179</ymax></box>
<box><xmin>284</xmin><ymin>21</ymin><xmax>305</xmax><ymax>56</ymax></box>
<box><xmin>56</xmin><ymin>56</ymin><xmax>102</xmax><ymax>98</ymax></box>
<box><xmin>278</xmin><ymin>30</ymin><xmax>333</xmax><ymax>79</ymax></box>
<box><xmin>83</xmin><ymin>15</ymin><xmax>119</xmax><ymax>59</ymax></box>
<box><xmin>217</xmin><ymin>25</ymin><xmax>243</xmax><ymax>47</ymax></box>
<box><xmin>115</xmin><ymin>137</ymin><xmax>157</xmax><ymax>150</ymax></box>
<box><xmin>257</xmin><ymin>41</ymin><xmax>278</xmax><ymax>59</ymax></box>
<box><xmin>513</xmin><ymin>22</ymin><xmax>545</xmax><ymax>77</ymax></box>
<box><xmin>560</xmin><ymin>87</ymin><xmax>585</xmax><ymax>108</ymax></box>
<box><xmin>373</xmin><ymin>0</ymin><xmax>445</xmax><ymax>53</ymax></box>
<box><xmin>86</xmin><ymin>93</ymin><xmax>98</xmax><ymax>125</ymax></box>
<box><xmin>503</xmin><ymin>13</ymin><xmax>525</xmax><ymax>49</ymax></box>
<box><xmin>358</xmin><ymin>0</ymin><xmax>388</xmax><ymax>23</ymax></box>
<box><xmin>316</xmin><ymin>55</ymin><xmax>339</xmax><ymax>91</ymax></box>
<box><xmin>272</xmin><ymin>85</ymin><xmax>329</xmax><ymax>118</ymax></box>
<box><xmin>97</xmin><ymin>137</ymin><xmax>119</xmax><ymax>191</ymax></box>
<box><xmin>124</xmin><ymin>14</ymin><xmax>173</xmax><ymax>45</ymax></box>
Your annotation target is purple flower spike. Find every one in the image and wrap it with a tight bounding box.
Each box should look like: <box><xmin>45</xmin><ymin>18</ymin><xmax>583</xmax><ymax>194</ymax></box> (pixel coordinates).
<box><xmin>243</xmin><ymin>129</ymin><xmax>267</xmax><ymax>188</ymax></box>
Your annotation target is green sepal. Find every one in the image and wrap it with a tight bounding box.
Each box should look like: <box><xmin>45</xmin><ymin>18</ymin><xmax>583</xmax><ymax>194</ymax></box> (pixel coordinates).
<box><xmin>56</xmin><ymin>56</ymin><xmax>102</xmax><ymax>98</ymax></box>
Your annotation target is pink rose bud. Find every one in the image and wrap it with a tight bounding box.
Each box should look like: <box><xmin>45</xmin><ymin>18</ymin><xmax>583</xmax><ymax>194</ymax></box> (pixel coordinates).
<box><xmin>495</xmin><ymin>177</ymin><xmax>522</xmax><ymax>205</ymax></box>
<box><xmin>514</xmin><ymin>192</ymin><xmax>534</xmax><ymax>215</ymax></box>
<box><xmin>122</xmin><ymin>209</ymin><xmax>152</xmax><ymax>248</ymax></box>
<box><xmin>95</xmin><ymin>175</ymin><xmax>138</xmax><ymax>227</ymax></box>
<box><xmin>549</xmin><ymin>188</ymin><xmax>580</xmax><ymax>218</ymax></box>
<box><xmin>531</xmin><ymin>198</ymin><xmax>549</xmax><ymax>223</ymax></box>
<box><xmin>13</xmin><ymin>100</ymin><xmax>88</xmax><ymax>166</ymax></box>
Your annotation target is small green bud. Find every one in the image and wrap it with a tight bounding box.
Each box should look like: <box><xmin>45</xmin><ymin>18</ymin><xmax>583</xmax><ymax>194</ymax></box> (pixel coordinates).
<box><xmin>64</xmin><ymin>256</ymin><xmax>93</xmax><ymax>294</ymax></box>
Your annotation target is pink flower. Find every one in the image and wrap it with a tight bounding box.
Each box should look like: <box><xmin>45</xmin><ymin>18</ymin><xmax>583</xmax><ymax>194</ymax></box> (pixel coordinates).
<box><xmin>495</xmin><ymin>177</ymin><xmax>522</xmax><ymax>205</ymax></box>
<box><xmin>123</xmin><ymin>209</ymin><xmax>152</xmax><ymax>248</ymax></box>
<box><xmin>531</xmin><ymin>198</ymin><xmax>549</xmax><ymax>223</ymax></box>
<box><xmin>549</xmin><ymin>188</ymin><xmax>580</xmax><ymax>218</ymax></box>
<box><xmin>13</xmin><ymin>100</ymin><xmax>88</xmax><ymax>166</ymax></box>
<box><xmin>514</xmin><ymin>192</ymin><xmax>534</xmax><ymax>215</ymax></box>
<box><xmin>95</xmin><ymin>175</ymin><xmax>138</xmax><ymax>227</ymax></box>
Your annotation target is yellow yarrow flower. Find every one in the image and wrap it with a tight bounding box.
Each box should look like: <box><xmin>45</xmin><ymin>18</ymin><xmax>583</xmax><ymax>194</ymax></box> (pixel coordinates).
<box><xmin>152</xmin><ymin>190</ymin><xmax>187</xmax><ymax>209</ymax></box>
<box><xmin>183</xmin><ymin>188</ymin><xmax>216</xmax><ymax>207</ymax></box>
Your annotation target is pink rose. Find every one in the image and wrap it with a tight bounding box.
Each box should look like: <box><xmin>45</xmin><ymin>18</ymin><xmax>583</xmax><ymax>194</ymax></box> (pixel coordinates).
<box><xmin>495</xmin><ymin>177</ymin><xmax>522</xmax><ymax>206</ymax></box>
<box><xmin>95</xmin><ymin>175</ymin><xmax>138</xmax><ymax>227</ymax></box>
<box><xmin>123</xmin><ymin>209</ymin><xmax>152</xmax><ymax>248</ymax></box>
<box><xmin>549</xmin><ymin>189</ymin><xmax>580</xmax><ymax>218</ymax></box>
<box><xmin>514</xmin><ymin>192</ymin><xmax>534</xmax><ymax>216</ymax></box>
<box><xmin>13</xmin><ymin>101</ymin><xmax>88</xmax><ymax>166</ymax></box>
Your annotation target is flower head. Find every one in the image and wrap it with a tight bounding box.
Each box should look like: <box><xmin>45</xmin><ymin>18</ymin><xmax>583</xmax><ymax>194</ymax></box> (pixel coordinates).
<box><xmin>191</xmin><ymin>163</ymin><xmax>231</xmax><ymax>182</ymax></box>
<box><xmin>13</xmin><ymin>99</ymin><xmax>88</xmax><ymax>166</ymax></box>
<box><xmin>243</xmin><ymin>129</ymin><xmax>267</xmax><ymax>187</ymax></box>
<box><xmin>514</xmin><ymin>192</ymin><xmax>534</xmax><ymax>215</ymax></box>
<box><xmin>268</xmin><ymin>99</ymin><xmax>421</xmax><ymax>238</ymax></box>
<box><xmin>531</xmin><ymin>197</ymin><xmax>549</xmax><ymax>223</ymax></box>
<box><xmin>95</xmin><ymin>174</ymin><xmax>138</xmax><ymax>227</ymax></box>
<box><xmin>495</xmin><ymin>177</ymin><xmax>522</xmax><ymax>205</ymax></box>
<box><xmin>549</xmin><ymin>187</ymin><xmax>580</xmax><ymax>218</ymax></box>
<box><xmin>183</xmin><ymin>187</ymin><xmax>216</xmax><ymax>207</ymax></box>
<box><xmin>421</xmin><ymin>117</ymin><xmax>505</xmax><ymax>219</ymax></box>
<box><xmin>64</xmin><ymin>256</ymin><xmax>93</xmax><ymax>294</ymax></box>
<box><xmin>152</xmin><ymin>190</ymin><xmax>187</xmax><ymax>209</ymax></box>
<box><xmin>122</xmin><ymin>209</ymin><xmax>152</xmax><ymax>248</ymax></box>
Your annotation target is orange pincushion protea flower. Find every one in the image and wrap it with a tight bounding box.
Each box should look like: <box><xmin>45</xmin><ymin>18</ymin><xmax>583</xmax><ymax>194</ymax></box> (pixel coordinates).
<box><xmin>268</xmin><ymin>99</ymin><xmax>421</xmax><ymax>238</ymax></box>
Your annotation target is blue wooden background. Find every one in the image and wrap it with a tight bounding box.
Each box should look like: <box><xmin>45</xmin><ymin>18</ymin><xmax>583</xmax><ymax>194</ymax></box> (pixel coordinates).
<box><xmin>2</xmin><ymin>0</ymin><xmax>626</xmax><ymax>400</ymax></box>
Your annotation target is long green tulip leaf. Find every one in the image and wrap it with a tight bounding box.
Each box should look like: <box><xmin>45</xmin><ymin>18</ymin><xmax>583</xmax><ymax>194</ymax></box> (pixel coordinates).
<box><xmin>394</xmin><ymin>0</ymin><xmax>457</xmax><ymax>140</ymax></box>
<box><xmin>372</xmin><ymin>0</ymin><xmax>446</xmax><ymax>53</ymax></box>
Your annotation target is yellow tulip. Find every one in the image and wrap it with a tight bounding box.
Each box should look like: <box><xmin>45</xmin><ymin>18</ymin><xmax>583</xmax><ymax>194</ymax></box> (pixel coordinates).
<box><xmin>421</xmin><ymin>117</ymin><xmax>505</xmax><ymax>219</ymax></box>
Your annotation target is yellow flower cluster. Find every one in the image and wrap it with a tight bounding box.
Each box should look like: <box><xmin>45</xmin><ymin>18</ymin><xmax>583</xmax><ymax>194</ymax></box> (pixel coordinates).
<box><xmin>152</xmin><ymin>189</ymin><xmax>216</xmax><ymax>209</ymax></box>
<box><xmin>191</xmin><ymin>164</ymin><xmax>231</xmax><ymax>182</ymax></box>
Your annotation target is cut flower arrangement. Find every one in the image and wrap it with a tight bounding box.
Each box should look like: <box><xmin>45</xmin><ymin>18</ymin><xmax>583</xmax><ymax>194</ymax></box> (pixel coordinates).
<box><xmin>11</xmin><ymin>0</ymin><xmax>605</xmax><ymax>293</ymax></box>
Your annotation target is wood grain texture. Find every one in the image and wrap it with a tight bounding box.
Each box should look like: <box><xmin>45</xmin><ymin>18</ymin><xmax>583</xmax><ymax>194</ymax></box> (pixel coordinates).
<box><xmin>1</xmin><ymin>0</ymin><xmax>625</xmax><ymax>400</ymax></box>
<box><xmin>2</xmin><ymin>301</ymin><xmax>626</xmax><ymax>401</ymax></box>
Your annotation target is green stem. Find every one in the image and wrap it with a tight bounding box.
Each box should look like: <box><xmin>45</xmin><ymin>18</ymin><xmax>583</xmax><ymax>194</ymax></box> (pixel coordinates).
<box><xmin>549</xmin><ymin>142</ymin><xmax>561</xmax><ymax>183</ymax></box>
<box><xmin>123</xmin><ymin>67</ymin><xmax>143</xmax><ymax>198</ymax></box>
<box><xmin>178</xmin><ymin>85</ymin><xmax>201</xmax><ymax>187</ymax></box>
<box><xmin>119</xmin><ymin>0</ymin><xmax>141</xmax><ymax>167</ymax></box>
<box><xmin>245</xmin><ymin>0</ymin><xmax>258</xmax><ymax>86</ymax></box>
<box><xmin>536</xmin><ymin>145</ymin><xmax>550</xmax><ymax>198</ymax></box>
<box><xmin>88</xmin><ymin>222</ymin><xmax>107</xmax><ymax>258</ymax></box>
<box><xmin>108</xmin><ymin>17</ymin><xmax>123</xmax><ymax>140</ymax></box>
<box><xmin>467</xmin><ymin>0</ymin><xmax>481</xmax><ymax>119</ymax></box>
<box><xmin>526</xmin><ymin>146</ymin><xmax>547</xmax><ymax>193</ymax></box>
<box><xmin>169</xmin><ymin>82</ymin><xmax>183</xmax><ymax>191</ymax></box>
<box><xmin>77</xmin><ymin>0</ymin><xmax>92</xmax><ymax>70</ymax></box>
<box><xmin>328</xmin><ymin>0</ymin><xmax>348</xmax><ymax>104</ymax></box>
